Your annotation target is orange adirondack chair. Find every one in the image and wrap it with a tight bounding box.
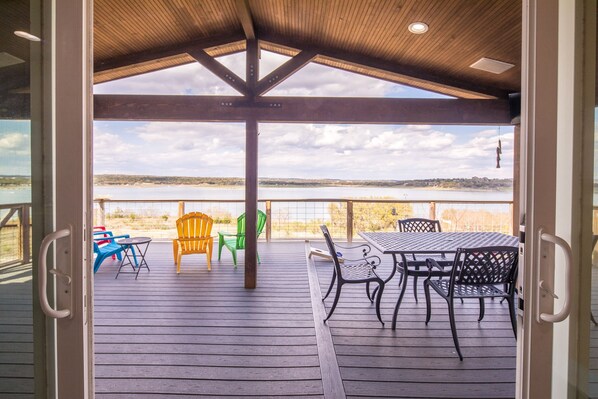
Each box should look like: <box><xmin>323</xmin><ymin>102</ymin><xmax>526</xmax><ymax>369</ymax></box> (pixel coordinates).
<box><xmin>173</xmin><ymin>212</ymin><xmax>214</xmax><ymax>273</ymax></box>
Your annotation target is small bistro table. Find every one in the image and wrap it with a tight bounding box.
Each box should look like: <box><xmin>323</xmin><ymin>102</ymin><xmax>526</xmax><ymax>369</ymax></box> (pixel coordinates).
<box><xmin>359</xmin><ymin>231</ymin><xmax>519</xmax><ymax>329</ymax></box>
<box><xmin>115</xmin><ymin>237</ymin><xmax>152</xmax><ymax>279</ymax></box>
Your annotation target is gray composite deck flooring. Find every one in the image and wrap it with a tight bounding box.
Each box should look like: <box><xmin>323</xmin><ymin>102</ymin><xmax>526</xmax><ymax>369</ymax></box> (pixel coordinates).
<box><xmin>93</xmin><ymin>241</ymin><xmax>322</xmax><ymax>398</ymax></box>
<box><xmin>0</xmin><ymin>262</ymin><xmax>34</xmax><ymax>399</ymax></box>
<box><xmin>312</xmin><ymin>245</ymin><xmax>517</xmax><ymax>399</ymax></box>
<box><xmin>4</xmin><ymin>241</ymin><xmax>598</xmax><ymax>398</ymax></box>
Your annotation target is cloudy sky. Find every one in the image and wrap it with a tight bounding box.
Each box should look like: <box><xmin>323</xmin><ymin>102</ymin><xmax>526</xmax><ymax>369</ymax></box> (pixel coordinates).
<box><xmin>2</xmin><ymin>51</ymin><xmax>514</xmax><ymax>180</ymax></box>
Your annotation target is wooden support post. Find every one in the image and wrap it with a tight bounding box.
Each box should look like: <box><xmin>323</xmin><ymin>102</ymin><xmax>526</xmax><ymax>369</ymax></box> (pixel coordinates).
<box><xmin>512</xmin><ymin>125</ymin><xmax>520</xmax><ymax>235</ymax></box>
<box><xmin>346</xmin><ymin>201</ymin><xmax>353</xmax><ymax>243</ymax></box>
<box><xmin>265</xmin><ymin>200</ymin><xmax>272</xmax><ymax>242</ymax></box>
<box><xmin>245</xmin><ymin>39</ymin><xmax>259</xmax><ymax>289</ymax></box>
<box><xmin>22</xmin><ymin>205</ymin><xmax>30</xmax><ymax>263</ymax></box>
<box><xmin>178</xmin><ymin>201</ymin><xmax>185</xmax><ymax>218</ymax></box>
<box><xmin>429</xmin><ymin>201</ymin><xmax>436</xmax><ymax>220</ymax></box>
<box><xmin>245</xmin><ymin>117</ymin><xmax>259</xmax><ymax>289</ymax></box>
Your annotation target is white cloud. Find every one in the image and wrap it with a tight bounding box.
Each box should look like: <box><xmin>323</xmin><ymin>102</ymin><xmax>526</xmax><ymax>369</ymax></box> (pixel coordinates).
<box><xmin>0</xmin><ymin>132</ymin><xmax>29</xmax><ymax>154</ymax></box>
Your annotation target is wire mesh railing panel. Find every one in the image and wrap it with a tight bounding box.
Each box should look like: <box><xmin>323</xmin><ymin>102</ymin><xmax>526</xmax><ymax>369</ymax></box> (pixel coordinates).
<box><xmin>351</xmin><ymin>201</ymin><xmax>419</xmax><ymax>238</ymax></box>
<box><xmin>184</xmin><ymin>201</ymin><xmax>246</xmax><ymax>235</ymax></box>
<box><xmin>269</xmin><ymin>201</ymin><xmax>346</xmax><ymax>240</ymax></box>
<box><xmin>99</xmin><ymin>201</ymin><xmax>180</xmax><ymax>239</ymax></box>
<box><xmin>92</xmin><ymin>199</ymin><xmax>514</xmax><ymax>242</ymax></box>
<box><xmin>436</xmin><ymin>202</ymin><xmax>512</xmax><ymax>234</ymax></box>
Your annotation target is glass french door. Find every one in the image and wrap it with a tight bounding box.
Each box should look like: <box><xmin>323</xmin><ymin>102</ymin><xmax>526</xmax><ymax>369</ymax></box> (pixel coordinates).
<box><xmin>516</xmin><ymin>0</ymin><xmax>596</xmax><ymax>397</ymax></box>
<box><xmin>1</xmin><ymin>0</ymin><xmax>92</xmax><ymax>398</ymax></box>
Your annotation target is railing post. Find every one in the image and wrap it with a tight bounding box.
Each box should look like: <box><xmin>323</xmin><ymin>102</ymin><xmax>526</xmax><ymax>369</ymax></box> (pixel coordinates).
<box><xmin>429</xmin><ymin>201</ymin><xmax>436</xmax><ymax>220</ymax></box>
<box><xmin>178</xmin><ymin>201</ymin><xmax>185</xmax><ymax>218</ymax></box>
<box><xmin>21</xmin><ymin>205</ymin><xmax>30</xmax><ymax>263</ymax></box>
<box><xmin>98</xmin><ymin>198</ymin><xmax>106</xmax><ymax>226</ymax></box>
<box><xmin>265</xmin><ymin>200</ymin><xmax>272</xmax><ymax>242</ymax></box>
<box><xmin>347</xmin><ymin>200</ymin><xmax>353</xmax><ymax>243</ymax></box>
<box><xmin>509</xmin><ymin>203</ymin><xmax>514</xmax><ymax>235</ymax></box>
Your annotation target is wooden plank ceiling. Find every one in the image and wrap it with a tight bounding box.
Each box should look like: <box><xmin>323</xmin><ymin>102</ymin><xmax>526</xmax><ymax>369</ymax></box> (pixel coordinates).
<box><xmin>93</xmin><ymin>0</ymin><xmax>523</xmax><ymax>99</ymax></box>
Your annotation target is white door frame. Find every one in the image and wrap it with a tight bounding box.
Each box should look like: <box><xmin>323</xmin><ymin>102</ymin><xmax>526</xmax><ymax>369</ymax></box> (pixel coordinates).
<box><xmin>34</xmin><ymin>0</ymin><xmax>94</xmax><ymax>397</ymax></box>
<box><xmin>517</xmin><ymin>0</ymin><xmax>596</xmax><ymax>397</ymax></box>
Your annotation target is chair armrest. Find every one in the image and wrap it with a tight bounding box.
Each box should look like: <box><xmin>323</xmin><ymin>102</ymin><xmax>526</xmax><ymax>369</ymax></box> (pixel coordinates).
<box><xmin>93</xmin><ymin>230</ymin><xmax>114</xmax><ymax>237</ymax></box>
<box><xmin>94</xmin><ymin>234</ymin><xmax>130</xmax><ymax>242</ymax></box>
<box><xmin>218</xmin><ymin>232</ymin><xmax>242</xmax><ymax>237</ymax></box>
<box><xmin>344</xmin><ymin>254</ymin><xmax>381</xmax><ymax>268</ymax></box>
<box><xmin>333</xmin><ymin>242</ymin><xmax>371</xmax><ymax>256</ymax></box>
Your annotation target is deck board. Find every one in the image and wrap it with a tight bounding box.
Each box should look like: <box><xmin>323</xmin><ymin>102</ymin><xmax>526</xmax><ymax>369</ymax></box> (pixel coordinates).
<box><xmin>93</xmin><ymin>241</ymin><xmax>324</xmax><ymax>398</ymax></box>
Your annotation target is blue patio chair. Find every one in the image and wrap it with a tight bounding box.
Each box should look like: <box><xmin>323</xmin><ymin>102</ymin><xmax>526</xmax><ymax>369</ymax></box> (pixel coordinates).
<box><xmin>93</xmin><ymin>231</ymin><xmax>137</xmax><ymax>273</ymax></box>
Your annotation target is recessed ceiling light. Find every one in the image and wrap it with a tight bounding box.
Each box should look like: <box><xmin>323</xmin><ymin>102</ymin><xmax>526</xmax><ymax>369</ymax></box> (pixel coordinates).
<box><xmin>408</xmin><ymin>22</ymin><xmax>428</xmax><ymax>34</ymax></box>
<box><xmin>470</xmin><ymin>57</ymin><xmax>515</xmax><ymax>74</ymax></box>
<box><xmin>14</xmin><ymin>31</ymin><xmax>41</xmax><ymax>42</ymax></box>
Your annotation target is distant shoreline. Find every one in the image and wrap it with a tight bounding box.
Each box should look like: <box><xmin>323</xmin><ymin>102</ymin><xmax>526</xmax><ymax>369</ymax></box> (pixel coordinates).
<box><xmin>1</xmin><ymin>174</ymin><xmax>514</xmax><ymax>191</ymax></box>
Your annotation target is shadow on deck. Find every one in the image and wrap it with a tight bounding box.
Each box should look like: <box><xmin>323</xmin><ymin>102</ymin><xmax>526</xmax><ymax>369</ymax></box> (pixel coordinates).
<box><xmin>93</xmin><ymin>241</ymin><xmax>516</xmax><ymax>398</ymax></box>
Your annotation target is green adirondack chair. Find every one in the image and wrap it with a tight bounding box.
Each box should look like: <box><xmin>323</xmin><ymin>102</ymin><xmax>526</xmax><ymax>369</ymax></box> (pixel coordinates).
<box><xmin>218</xmin><ymin>210</ymin><xmax>267</xmax><ymax>267</ymax></box>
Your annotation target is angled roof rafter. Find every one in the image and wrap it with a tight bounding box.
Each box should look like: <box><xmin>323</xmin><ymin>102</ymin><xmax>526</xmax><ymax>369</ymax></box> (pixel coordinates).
<box><xmin>93</xmin><ymin>33</ymin><xmax>246</xmax><ymax>83</ymax></box>
<box><xmin>188</xmin><ymin>48</ymin><xmax>250</xmax><ymax>96</ymax></box>
<box><xmin>255</xmin><ymin>50</ymin><xmax>318</xmax><ymax>96</ymax></box>
<box><xmin>259</xmin><ymin>36</ymin><xmax>509</xmax><ymax>99</ymax></box>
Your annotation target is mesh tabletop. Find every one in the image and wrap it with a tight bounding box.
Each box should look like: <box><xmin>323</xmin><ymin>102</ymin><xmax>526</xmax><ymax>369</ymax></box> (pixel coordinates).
<box><xmin>359</xmin><ymin>232</ymin><xmax>518</xmax><ymax>254</ymax></box>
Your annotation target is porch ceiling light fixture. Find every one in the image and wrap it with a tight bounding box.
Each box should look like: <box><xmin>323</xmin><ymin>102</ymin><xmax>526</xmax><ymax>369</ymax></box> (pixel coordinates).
<box><xmin>408</xmin><ymin>22</ymin><xmax>428</xmax><ymax>34</ymax></box>
<box><xmin>470</xmin><ymin>57</ymin><xmax>514</xmax><ymax>74</ymax></box>
<box><xmin>14</xmin><ymin>31</ymin><xmax>41</xmax><ymax>42</ymax></box>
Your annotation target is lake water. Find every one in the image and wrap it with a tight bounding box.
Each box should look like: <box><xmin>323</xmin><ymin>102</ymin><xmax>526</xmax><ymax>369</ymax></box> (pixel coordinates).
<box><xmin>1</xmin><ymin>185</ymin><xmax>512</xmax><ymax>204</ymax></box>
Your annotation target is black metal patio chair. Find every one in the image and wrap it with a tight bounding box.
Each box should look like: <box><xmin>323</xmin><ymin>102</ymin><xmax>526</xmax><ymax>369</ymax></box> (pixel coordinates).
<box><xmin>397</xmin><ymin>218</ymin><xmax>452</xmax><ymax>302</ymax></box>
<box><xmin>424</xmin><ymin>246</ymin><xmax>518</xmax><ymax>360</ymax></box>
<box><xmin>320</xmin><ymin>225</ymin><xmax>385</xmax><ymax>325</ymax></box>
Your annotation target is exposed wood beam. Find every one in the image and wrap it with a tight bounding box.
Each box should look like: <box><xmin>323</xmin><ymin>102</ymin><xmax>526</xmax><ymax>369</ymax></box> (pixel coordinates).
<box><xmin>235</xmin><ymin>0</ymin><xmax>255</xmax><ymax>40</ymax></box>
<box><xmin>246</xmin><ymin>39</ymin><xmax>259</xmax><ymax>95</ymax></box>
<box><xmin>94</xmin><ymin>33</ymin><xmax>245</xmax><ymax>74</ymax></box>
<box><xmin>188</xmin><ymin>49</ymin><xmax>249</xmax><ymax>96</ymax></box>
<box><xmin>94</xmin><ymin>95</ymin><xmax>511</xmax><ymax>124</ymax></box>
<box><xmin>259</xmin><ymin>36</ymin><xmax>510</xmax><ymax>99</ymax></box>
<box><xmin>256</xmin><ymin>50</ymin><xmax>317</xmax><ymax>96</ymax></box>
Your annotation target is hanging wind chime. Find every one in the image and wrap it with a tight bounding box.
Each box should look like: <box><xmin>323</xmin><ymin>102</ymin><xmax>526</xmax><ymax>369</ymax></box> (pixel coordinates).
<box><xmin>496</xmin><ymin>127</ymin><xmax>502</xmax><ymax>168</ymax></box>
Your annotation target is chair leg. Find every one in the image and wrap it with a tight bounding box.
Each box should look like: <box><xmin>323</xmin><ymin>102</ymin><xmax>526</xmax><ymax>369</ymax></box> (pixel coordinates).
<box><xmin>591</xmin><ymin>311</ymin><xmax>598</xmax><ymax>326</ymax></box>
<box><xmin>206</xmin><ymin>248</ymin><xmax>212</xmax><ymax>271</ymax></box>
<box><xmin>323</xmin><ymin>269</ymin><xmax>336</xmax><ymax>301</ymax></box>
<box><xmin>478</xmin><ymin>298</ymin><xmax>485</xmax><ymax>322</ymax></box>
<box><xmin>176</xmin><ymin>253</ymin><xmax>182</xmax><ymax>274</ymax></box>
<box><xmin>374</xmin><ymin>281</ymin><xmax>385</xmax><ymax>326</ymax></box>
<box><xmin>391</xmin><ymin>269</ymin><xmax>409</xmax><ymax>330</ymax></box>
<box><xmin>424</xmin><ymin>280</ymin><xmax>432</xmax><ymax>325</ymax></box>
<box><xmin>173</xmin><ymin>241</ymin><xmax>178</xmax><ymax>264</ymax></box>
<box><xmin>218</xmin><ymin>235</ymin><xmax>224</xmax><ymax>260</ymax></box>
<box><xmin>507</xmin><ymin>296</ymin><xmax>517</xmax><ymax>337</ymax></box>
<box><xmin>448</xmin><ymin>298</ymin><xmax>463</xmax><ymax>360</ymax></box>
<box><xmin>257</xmin><ymin>251</ymin><xmax>261</xmax><ymax>264</ymax></box>
<box><xmin>366</xmin><ymin>282</ymin><xmax>374</xmax><ymax>303</ymax></box>
<box><xmin>413</xmin><ymin>276</ymin><xmax>419</xmax><ymax>303</ymax></box>
<box><xmin>324</xmin><ymin>281</ymin><xmax>343</xmax><ymax>322</ymax></box>
<box><xmin>231</xmin><ymin>249</ymin><xmax>237</xmax><ymax>268</ymax></box>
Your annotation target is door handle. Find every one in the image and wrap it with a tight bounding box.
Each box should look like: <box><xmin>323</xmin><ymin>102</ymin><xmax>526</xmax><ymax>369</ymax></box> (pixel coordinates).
<box><xmin>38</xmin><ymin>228</ymin><xmax>72</xmax><ymax>319</ymax></box>
<box><xmin>535</xmin><ymin>228</ymin><xmax>572</xmax><ymax>323</ymax></box>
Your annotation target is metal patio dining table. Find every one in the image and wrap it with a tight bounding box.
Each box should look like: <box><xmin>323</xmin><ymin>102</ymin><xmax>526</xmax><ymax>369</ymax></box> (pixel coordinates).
<box><xmin>359</xmin><ymin>231</ymin><xmax>519</xmax><ymax>329</ymax></box>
